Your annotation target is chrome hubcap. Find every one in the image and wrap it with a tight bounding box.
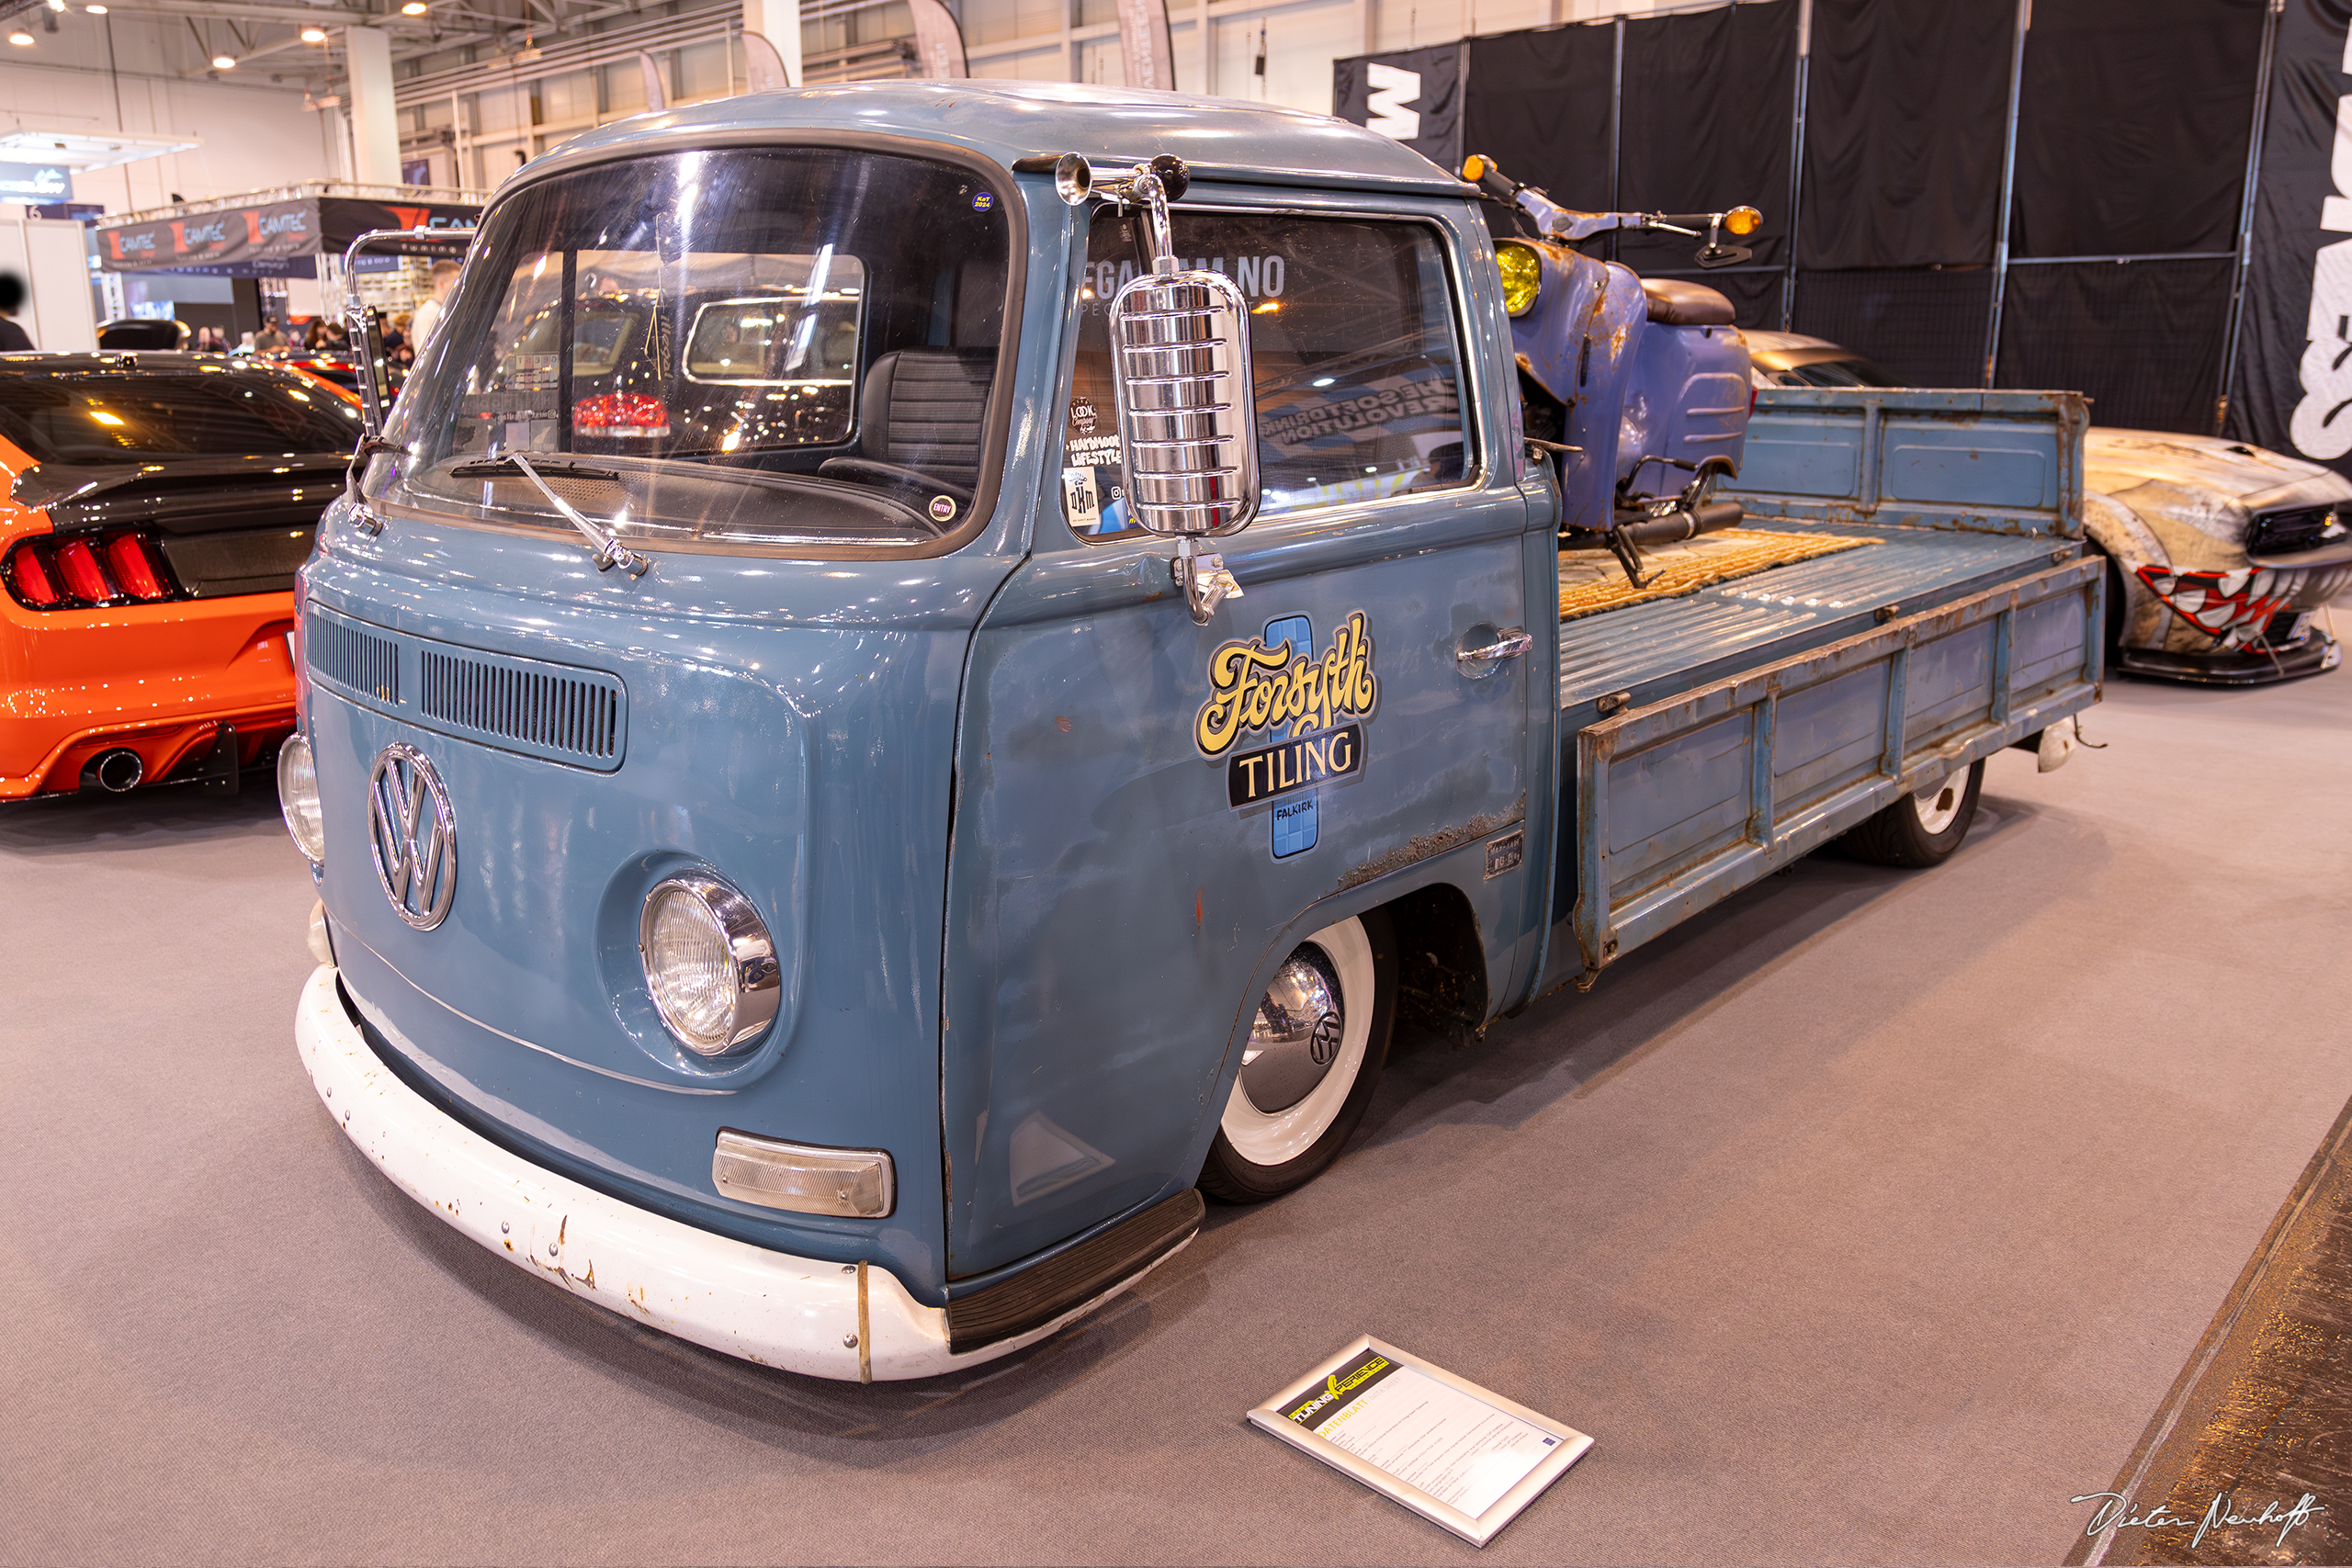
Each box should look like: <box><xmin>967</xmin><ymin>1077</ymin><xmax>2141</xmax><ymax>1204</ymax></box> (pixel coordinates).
<box><xmin>1914</xmin><ymin>768</ymin><xmax>1965</xmax><ymax>835</ymax></box>
<box><xmin>1239</xmin><ymin>947</ymin><xmax>1344</xmax><ymax>1114</ymax></box>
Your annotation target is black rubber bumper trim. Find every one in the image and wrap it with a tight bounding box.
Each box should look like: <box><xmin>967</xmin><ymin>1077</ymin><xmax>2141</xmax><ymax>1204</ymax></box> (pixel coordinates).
<box><xmin>2111</xmin><ymin>632</ymin><xmax>2337</xmax><ymax>685</ymax></box>
<box><xmin>945</xmin><ymin>1190</ymin><xmax>1204</xmax><ymax>1356</ymax></box>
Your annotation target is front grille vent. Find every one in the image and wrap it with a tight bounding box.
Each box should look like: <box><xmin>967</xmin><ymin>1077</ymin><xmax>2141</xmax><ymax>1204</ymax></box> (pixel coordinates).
<box><xmin>309</xmin><ymin>612</ymin><xmax>400</xmax><ymax>703</ymax></box>
<box><xmin>2248</xmin><ymin>503</ymin><xmax>2350</xmax><ymax>558</ymax></box>
<box><xmin>419</xmin><ymin>648</ymin><xmax>623</xmax><ymax>765</ymax></box>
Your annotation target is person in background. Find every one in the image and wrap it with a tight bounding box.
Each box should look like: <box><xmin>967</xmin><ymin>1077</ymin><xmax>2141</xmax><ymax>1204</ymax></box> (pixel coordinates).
<box><xmin>386</xmin><ymin>311</ymin><xmax>414</xmax><ymax>367</ymax></box>
<box><xmin>0</xmin><ymin>273</ymin><xmax>33</xmax><ymax>353</ymax></box>
<box><xmin>303</xmin><ymin>317</ymin><xmax>331</xmax><ymax>350</ymax></box>
<box><xmin>193</xmin><ymin>326</ymin><xmax>228</xmax><ymax>352</ymax></box>
<box><xmin>253</xmin><ymin>316</ymin><xmax>288</xmax><ymax>352</ymax></box>
<box><xmin>408</xmin><ymin>259</ymin><xmax>461</xmax><ymax>352</ymax></box>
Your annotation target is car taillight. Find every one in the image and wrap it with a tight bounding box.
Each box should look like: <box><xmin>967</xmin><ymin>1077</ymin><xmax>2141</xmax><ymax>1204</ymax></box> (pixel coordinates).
<box><xmin>53</xmin><ymin>539</ymin><xmax>111</xmax><ymax>602</ymax></box>
<box><xmin>574</xmin><ymin>391</ymin><xmax>673</xmax><ymax>437</ymax></box>
<box><xmin>6</xmin><ymin>546</ymin><xmax>59</xmax><ymax>606</ymax></box>
<box><xmin>105</xmin><ymin>533</ymin><xmax>170</xmax><ymax>600</ymax></box>
<box><xmin>3</xmin><ymin>530</ymin><xmax>186</xmax><ymax>611</ymax></box>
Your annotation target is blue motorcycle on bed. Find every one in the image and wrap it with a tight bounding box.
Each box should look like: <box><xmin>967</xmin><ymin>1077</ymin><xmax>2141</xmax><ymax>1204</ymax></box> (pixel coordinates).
<box><xmin>1460</xmin><ymin>152</ymin><xmax>1765</xmax><ymax>586</ymax></box>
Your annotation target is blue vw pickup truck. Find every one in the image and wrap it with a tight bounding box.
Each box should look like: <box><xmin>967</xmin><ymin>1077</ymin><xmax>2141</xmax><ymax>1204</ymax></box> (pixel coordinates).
<box><xmin>280</xmin><ymin>83</ymin><xmax>2102</xmax><ymax>1381</ymax></box>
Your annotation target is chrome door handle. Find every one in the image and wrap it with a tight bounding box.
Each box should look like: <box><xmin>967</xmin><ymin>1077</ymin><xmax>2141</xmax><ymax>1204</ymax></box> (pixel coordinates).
<box><xmin>1455</xmin><ymin>625</ymin><xmax>1533</xmax><ymax>678</ymax></box>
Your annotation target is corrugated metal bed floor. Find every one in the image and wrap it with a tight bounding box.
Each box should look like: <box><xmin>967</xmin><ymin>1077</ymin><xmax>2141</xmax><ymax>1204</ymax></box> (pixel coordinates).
<box><xmin>1560</xmin><ymin>525</ymin><xmax>2075</xmax><ymax>710</ymax></box>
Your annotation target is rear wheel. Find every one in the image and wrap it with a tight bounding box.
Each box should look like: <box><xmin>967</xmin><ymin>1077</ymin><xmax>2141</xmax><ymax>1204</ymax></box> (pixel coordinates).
<box><xmin>1841</xmin><ymin>760</ymin><xmax>1985</xmax><ymax>868</ymax></box>
<box><xmin>1200</xmin><ymin>909</ymin><xmax>1397</xmax><ymax>1203</ymax></box>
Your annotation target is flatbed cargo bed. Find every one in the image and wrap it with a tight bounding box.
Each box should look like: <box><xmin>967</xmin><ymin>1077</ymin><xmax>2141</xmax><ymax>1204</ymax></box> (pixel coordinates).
<box><xmin>1557</xmin><ymin>524</ymin><xmax>2081</xmax><ymax>713</ymax></box>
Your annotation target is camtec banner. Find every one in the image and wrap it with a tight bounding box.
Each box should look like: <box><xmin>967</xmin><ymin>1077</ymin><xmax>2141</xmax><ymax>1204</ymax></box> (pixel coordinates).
<box><xmin>2228</xmin><ymin>0</ymin><xmax>2352</xmax><ymax>474</ymax></box>
<box><xmin>98</xmin><ymin>195</ymin><xmax>478</xmax><ymax>276</ymax></box>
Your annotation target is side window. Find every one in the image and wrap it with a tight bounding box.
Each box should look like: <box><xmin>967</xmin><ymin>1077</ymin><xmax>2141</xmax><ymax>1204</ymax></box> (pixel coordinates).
<box><xmin>1060</xmin><ymin>211</ymin><xmax>1473</xmax><ymax>540</ymax></box>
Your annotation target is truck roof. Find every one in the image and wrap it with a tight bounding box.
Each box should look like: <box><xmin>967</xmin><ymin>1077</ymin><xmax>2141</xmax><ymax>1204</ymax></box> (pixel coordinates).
<box><xmin>515</xmin><ymin>80</ymin><xmax>1472</xmax><ymax>202</ymax></box>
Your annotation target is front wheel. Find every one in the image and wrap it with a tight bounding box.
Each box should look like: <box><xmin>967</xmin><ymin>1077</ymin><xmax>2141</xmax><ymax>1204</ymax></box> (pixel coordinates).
<box><xmin>1841</xmin><ymin>759</ymin><xmax>1985</xmax><ymax>868</ymax></box>
<box><xmin>1199</xmin><ymin>909</ymin><xmax>1397</xmax><ymax>1204</ymax></box>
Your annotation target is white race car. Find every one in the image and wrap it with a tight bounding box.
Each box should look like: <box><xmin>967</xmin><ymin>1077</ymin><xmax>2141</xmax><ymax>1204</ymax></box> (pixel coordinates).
<box><xmin>1745</xmin><ymin>331</ymin><xmax>2351</xmax><ymax>684</ymax></box>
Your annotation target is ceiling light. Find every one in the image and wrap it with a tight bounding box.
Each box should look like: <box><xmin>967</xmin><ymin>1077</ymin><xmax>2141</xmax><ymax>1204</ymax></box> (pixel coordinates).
<box><xmin>45</xmin><ymin>0</ymin><xmax>64</xmax><ymax>11</ymax></box>
<box><xmin>8</xmin><ymin>30</ymin><xmax>33</xmax><ymax>45</ymax></box>
<box><xmin>211</xmin><ymin>52</ymin><xmax>235</xmax><ymax>68</ymax></box>
<box><xmin>84</xmin><ymin>4</ymin><xmax>106</xmax><ymax>11</ymax></box>
<box><xmin>300</xmin><ymin>26</ymin><xmax>327</xmax><ymax>42</ymax></box>
<box><xmin>401</xmin><ymin>1</ymin><xmax>426</xmax><ymax>13</ymax></box>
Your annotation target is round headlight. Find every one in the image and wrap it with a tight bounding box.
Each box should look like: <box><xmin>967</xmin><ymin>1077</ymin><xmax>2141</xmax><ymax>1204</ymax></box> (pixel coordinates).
<box><xmin>277</xmin><ymin>733</ymin><xmax>325</xmax><ymax>863</ymax></box>
<box><xmin>1497</xmin><ymin>241</ymin><xmax>1543</xmax><ymax>318</ymax></box>
<box><xmin>639</xmin><ymin>874</ymin><xmax>780</xmax><ymax>1056</ymax></box>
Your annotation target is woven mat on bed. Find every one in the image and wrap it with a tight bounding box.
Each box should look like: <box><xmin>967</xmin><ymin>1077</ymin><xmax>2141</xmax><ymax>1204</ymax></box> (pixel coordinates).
<box><xmin>1558</xmin><ymin>528</ymin><xmax>1880</xmax><ymax>622</ymax></box>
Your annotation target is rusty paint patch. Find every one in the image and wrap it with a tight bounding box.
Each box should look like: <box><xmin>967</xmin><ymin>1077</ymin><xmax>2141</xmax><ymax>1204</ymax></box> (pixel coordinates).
<box><xmin>1330</xmin><ymin>794</ymin><xmax>1527</xmax><ymax>894</ymax></box>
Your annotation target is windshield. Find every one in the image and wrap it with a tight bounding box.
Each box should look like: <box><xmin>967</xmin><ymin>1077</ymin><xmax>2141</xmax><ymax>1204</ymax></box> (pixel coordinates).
<box><xmin>0</xmin><ymin>362</ymin><xmax>361</xmax><ymax>460</ymax></box>
<box><xmin>375</xmin><ymin>147</ymin><xmax>1012</xmax><ymax>551</ymax></box>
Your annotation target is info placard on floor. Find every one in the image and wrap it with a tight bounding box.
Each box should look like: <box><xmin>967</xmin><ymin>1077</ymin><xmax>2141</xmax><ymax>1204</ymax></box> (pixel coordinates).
<box><xmin>1247</xmin><ymin>1336</ymin><xmax>1594</xmax><ymax>1547</ymax></box>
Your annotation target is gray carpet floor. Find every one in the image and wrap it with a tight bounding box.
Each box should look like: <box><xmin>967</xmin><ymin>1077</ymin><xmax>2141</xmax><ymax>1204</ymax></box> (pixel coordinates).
<box><xmin>5</xmin><ymin>660</ymin><xmax>2349</xmax><ymax>1566</ymax></box>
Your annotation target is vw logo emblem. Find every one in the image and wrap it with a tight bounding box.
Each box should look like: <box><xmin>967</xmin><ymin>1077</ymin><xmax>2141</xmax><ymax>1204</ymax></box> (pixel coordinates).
<box><xmin>1308</xmin><ymin>1010</ymin><xmax>1342</xmax><ymax>1066</ymax></box>
<box><xmin>368</xmin><ymin>743</ymin><xmax>458</xmax><ymax>931</ymax></box>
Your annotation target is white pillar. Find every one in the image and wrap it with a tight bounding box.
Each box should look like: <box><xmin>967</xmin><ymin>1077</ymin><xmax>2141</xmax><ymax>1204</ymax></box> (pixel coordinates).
<box><xmin>742</xmin><ymin>0</ymin><xmax>802</xmax><ymax>89</ymax></box>
<box><xmin>344</xmin><ymin>27</ymin><xmax>401</xmax><ymax>186</ymax></box>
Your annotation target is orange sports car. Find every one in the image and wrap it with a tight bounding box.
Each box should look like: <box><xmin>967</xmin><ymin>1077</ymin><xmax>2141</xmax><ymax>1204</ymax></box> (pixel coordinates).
<box><xmin>0</xmin><ymin>353</ymin><xmax>359</xmax><ymax>798</ymax></box>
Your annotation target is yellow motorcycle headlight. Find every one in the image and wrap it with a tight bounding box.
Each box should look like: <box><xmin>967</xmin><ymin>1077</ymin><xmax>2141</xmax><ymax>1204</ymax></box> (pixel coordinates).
<box><xmin>1497</xmin><ymin>242</ymin><xmax>1543</xmax><ymax>318</ymax></box>
<box><xmin>1724</xmin><ymin>205</ymin><xmax>1763</xmax><ymax>237</ymax></box>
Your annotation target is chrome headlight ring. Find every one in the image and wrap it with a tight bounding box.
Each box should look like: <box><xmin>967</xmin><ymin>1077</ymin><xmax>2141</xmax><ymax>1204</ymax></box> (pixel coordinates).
<box><xmin>277</xmin><ymin>732</ymin><xmax>326</xmax><ymax>866</ymax></box>
<box><xmin>637</xmin><ymin>872</ymin><xmax>782</xmax><ymax>1057</ymax></box>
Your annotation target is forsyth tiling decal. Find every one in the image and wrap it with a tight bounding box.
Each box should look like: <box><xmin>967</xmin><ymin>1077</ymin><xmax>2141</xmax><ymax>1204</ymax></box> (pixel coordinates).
<box><xmin>1197</xmin><ymin>614</ymin><xmax>1379</xmax><ymax>861</ymax></box>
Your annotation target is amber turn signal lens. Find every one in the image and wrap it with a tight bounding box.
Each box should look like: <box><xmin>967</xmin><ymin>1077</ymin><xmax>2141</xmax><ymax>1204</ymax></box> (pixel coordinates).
<box><xmin>1461</xmin><ymin>154</ymin><xmax>1487</xmax><ymax>183</ymax></box>
<box><xmin>1496</xmin><ymin>242</ymin><xmax>1543</xmax><ymax>318</ymax></box>
<box><xmin>1723</xmin><ymin>205</ymin><xmax>1763</xmax><ymax>237</ymax></box>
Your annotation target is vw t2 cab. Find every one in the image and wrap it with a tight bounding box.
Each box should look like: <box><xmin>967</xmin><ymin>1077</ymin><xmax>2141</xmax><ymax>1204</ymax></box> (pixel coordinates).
<box><xmin>283</xmin><ymin>83</ymin><xmax>2106</xmax><ymax>1382</ymax></box>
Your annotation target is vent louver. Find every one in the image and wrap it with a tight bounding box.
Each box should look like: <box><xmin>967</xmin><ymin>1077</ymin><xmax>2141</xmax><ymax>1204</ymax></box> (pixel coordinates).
<box><xmin>419</xmin><ymin>648</ymin><xmax>624</xmax><ymax>766</ymax></box>
<box><xmin>308</xmin><ymin>613</ymin><xmax>400</xmax><ymax>703</ymax></box>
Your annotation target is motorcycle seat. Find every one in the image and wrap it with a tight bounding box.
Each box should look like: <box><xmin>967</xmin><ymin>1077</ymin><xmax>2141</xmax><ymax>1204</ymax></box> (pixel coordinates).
<box><xmin>1641</xmin><ymin>278</ymin><xmax>1737</xmax><ymax>327</ymax></box>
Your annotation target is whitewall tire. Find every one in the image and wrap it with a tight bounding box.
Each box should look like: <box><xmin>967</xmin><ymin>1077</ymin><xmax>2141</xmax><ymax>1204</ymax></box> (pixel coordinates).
<box><xmin>1200</xmin><ymin>908</ymin><xmax>1397</xmax><ymax>1203</ymax></box>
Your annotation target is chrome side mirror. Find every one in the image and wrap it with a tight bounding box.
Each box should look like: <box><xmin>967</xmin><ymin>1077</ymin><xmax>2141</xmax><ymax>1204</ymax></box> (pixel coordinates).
<box><xmin>339</xmin><ymin>224</ymin><xmax>476</xmax><ymax>442</ymax></box>
<box><xmin>1055</xmin><ymin>152</ymin><xmax>1260</xmax><ymax>624</ymax></box>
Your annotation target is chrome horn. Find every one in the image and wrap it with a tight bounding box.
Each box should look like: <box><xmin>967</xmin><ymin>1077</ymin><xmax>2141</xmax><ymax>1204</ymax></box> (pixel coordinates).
<box><xmin>1053</xmin><ymin>152</ymin><xmax>1261</xmax><ymax>624</ymax></box>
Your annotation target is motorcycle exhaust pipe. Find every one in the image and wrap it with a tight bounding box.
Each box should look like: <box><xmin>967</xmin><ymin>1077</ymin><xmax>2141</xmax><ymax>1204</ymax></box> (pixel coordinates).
<box><xmin>82</xmin><ymin>748</ymin><xmax>145</xmax><ymax>794</ymax></box>
<box><xmin>1616</xmin><ymin>500</ymin><xmax>1745</xmax><ymax>549</ymax></box>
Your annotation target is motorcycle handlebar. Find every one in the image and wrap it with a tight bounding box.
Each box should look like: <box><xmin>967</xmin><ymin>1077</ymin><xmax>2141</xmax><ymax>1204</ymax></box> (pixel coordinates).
<box><xmin>1459</xmin><ymin>152</ymin><xmax>1520</xmax><ymax>204</ymax></box>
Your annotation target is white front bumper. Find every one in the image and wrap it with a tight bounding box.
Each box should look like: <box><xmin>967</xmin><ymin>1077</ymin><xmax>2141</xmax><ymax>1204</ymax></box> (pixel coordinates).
<box><xmin>294</xmin><ymin>964</ymin><xmax>1130</xmax><ymax>1382</ymax></box>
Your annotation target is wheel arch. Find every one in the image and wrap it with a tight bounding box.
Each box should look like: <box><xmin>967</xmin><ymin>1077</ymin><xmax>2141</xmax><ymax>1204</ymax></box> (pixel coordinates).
<box><xmin>1379</xmin><ymin>880</ymin><xmax>1490</xmax><ymax>1048</ymax></box>
<box><xmin>2081</xmin><ymin>491</ymin><xmax>2171</xmax><ymax>649</ymax></box>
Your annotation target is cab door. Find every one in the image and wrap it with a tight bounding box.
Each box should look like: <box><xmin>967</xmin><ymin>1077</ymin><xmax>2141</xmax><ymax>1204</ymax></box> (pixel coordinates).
<box><xmin>939</xmin><ymin>193</ymin><xmax>1542</xmax><ymax>1280</ymax></box>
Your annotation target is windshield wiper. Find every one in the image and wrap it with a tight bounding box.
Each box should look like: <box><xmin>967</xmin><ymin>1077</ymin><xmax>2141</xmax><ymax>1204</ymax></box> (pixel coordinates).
<box><xmin>449</xmin><ymin>455</ymin><xmax>620</xmax><ymax>481</ymax></box>
<box><xmin>462</xmin><ymin>452</ymin><xmax>647</xmax><ymax>577</ymax></box>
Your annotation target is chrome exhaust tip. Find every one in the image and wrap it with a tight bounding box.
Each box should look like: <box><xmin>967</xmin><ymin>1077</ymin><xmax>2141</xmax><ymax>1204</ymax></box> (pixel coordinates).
<box><xmin>83</xmin><ymin>748</ymin><xmax>144</xmax><ymax>794</ymax></box>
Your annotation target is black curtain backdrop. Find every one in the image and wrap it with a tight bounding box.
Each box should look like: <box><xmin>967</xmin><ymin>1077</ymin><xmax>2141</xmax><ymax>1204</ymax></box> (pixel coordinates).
<box><xmin>1998</xmin><ymin>258</ymin><xmax>2238</xmax><ymax>429</ymax></box>
<box><xmin>1334</xmin><ymin>0</ymin><xmax>2279</xmax><ymax>436</ymax></box>
<box><xmin>1799</xmin><ymin>0</ymin><xmax>2013</xmax><ymax>269</ymax></box>
<box><xmin>1793</xmin><ymin>267</ymin><xmax>1996</xmax><ymax>386</ymax></box>
<box><xmin>2227</xmin><ymin>0</ymin><xmax>2352</xmax><ymax>475</ymax></box>
<box><xmin>1459</xmin><ymin>24</ymin><xmax>1616</xmax><ymax>212</ymax></box>
<box><xmin>2010</xmin><ymin>0</ymin><xmax>2267</xmax><ymax>259</ymax></box>
<box><xmin>1613</xmin><ymin>0</ymin><xmax>1797</xmax><ymax>276</ymax></box>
